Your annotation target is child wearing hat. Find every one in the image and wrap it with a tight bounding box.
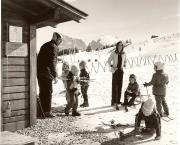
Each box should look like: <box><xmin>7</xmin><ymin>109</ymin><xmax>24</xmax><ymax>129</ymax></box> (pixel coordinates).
<box><xmin>123</xmin><ymin>74</ymin><xmax>139</xmax><ymax>112</ymax></box>
<box><xmin>79</xmin><ymin>60</ymin><xmax>90</xmax><ymax>107</ymax></box>
<box><xmin>64</xmin><ymin>65</ymin><xmax>81</xmax><ymax>116</ymax></box>
<box><xmin>144</xmin><ymin>61</ymin><xmax>169</xmax><ymax>117</ymax></box>
<box><xmin>60</xmin><ymin>61</ymin><xmax>70</xmax><ymax>103</ymax></box>
<box><xmin>120</xmin><ymin>97</ymin><xmax>161</xmax><ymax>140</ymax></box>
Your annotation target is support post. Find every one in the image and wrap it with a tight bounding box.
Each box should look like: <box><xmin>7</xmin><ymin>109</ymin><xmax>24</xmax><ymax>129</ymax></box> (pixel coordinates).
<box><xmin>29</xmin><ymin>25</ymin><xmax>37</xmax><ymax>126</ymax></box>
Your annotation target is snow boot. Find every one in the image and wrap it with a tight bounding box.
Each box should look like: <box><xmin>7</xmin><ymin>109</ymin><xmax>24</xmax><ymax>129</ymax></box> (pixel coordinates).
<box><xmin>72</xmin><ymin>111</ymin><xmax>81</xmax><ymax>116</ymax></box>
<box><xmin>125</xmin><ymin>106</ymin><xmax>128</xmax><ymax>112</ymax></box>
<box><xmin>154</xmin><ymin>135</ymin><xmax>161</xmax><ymax>140</ymax></box>
<box><xmin>80</xmin><ymin>101</ymin><xmax>89</xmax><ymax>107</ymax></box>
<box><xmin>116</xmin><ymin>104</ymin><xmax>119</xmax><ymax>110</ymax></box>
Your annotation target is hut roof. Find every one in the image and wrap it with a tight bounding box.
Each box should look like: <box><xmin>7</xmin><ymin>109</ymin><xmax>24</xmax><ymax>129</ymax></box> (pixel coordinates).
<box><xmin>2</xmin><ymin>0</ymin><xmax>88</xmax><ymax>28</ymax></box>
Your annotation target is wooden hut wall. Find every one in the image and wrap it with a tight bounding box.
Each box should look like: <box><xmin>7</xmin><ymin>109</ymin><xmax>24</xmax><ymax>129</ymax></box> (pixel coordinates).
<box><xmin>1</xmin><ymin>16</ymin><xmax>30</xmax><ymax>131</ymax></box>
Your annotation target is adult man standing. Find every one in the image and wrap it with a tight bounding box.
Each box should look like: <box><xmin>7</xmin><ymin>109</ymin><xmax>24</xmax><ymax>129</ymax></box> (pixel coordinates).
<box><xmin>37</xmin><ymin>32</ymin><xmax>63</xmax><ymax>117</ymax></box>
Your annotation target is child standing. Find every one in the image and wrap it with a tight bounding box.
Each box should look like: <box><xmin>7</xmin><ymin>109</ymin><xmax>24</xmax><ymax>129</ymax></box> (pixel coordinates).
<box><xmin>60</xmin><ymin>62</ymin><xmax>70</xmax><ymax>103</ymax></box>
<box><xmin>64</xmin><ymin>65</ymin><xmax>81</xmax><ymax>116</ymax></box>
<box><xmin>120</xmin><ymin>97</ymin><xmax>161</xmax><ymax>140</ymax></box>
<box><xmin>144</xmin><ymin>61</ymin><xmax>169</xmax><ymax>117</ymax></box>
<box><xmin>79</xmin><ymin>61</ymin><xmax>90</xmax><ymax>107</ymax></box>
<box><xmin>123</xmin><ymin>74</ymin><xmax>139</xmax><ymax>112</ymax></box>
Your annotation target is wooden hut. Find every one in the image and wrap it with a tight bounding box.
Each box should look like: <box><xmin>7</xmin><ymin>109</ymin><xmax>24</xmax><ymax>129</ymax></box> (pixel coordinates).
<box><xmin>1</xmin><ymin>0</ymin><xmax>88</xmax><ymax>132</ymax></box>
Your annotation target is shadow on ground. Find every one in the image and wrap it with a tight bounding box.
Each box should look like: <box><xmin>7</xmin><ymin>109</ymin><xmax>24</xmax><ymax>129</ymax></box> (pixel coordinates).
<box><xmin>101</xmin><ymin>134</ymin><xmax>154</xmax><ymax>145</ymax></box>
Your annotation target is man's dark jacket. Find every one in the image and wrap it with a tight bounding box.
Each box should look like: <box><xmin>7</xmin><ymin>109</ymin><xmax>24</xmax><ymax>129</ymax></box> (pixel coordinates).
<box><xmin>37</xmin><ymin>40</ymin><xmax>58</xmax><ymax>80</ymax></box>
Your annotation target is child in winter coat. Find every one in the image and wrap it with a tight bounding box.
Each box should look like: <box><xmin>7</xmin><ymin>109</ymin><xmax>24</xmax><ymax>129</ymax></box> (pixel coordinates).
<box><xmin>64</xmin><ymin>65</ymin><xmax>81</xmax><ymax>116</ymax></box>
<box><xmin>60</xmin><ymin>62</ymin><xmax>70</xmax><ymax>103</ymax></box>
<box><xmin>79</xmin><ymin>60</ymin><xmax>90</xmax><ymax>107</ymax></box>
<box><xmin>123</xmin><ymin>74</ymin><xmax>139</xmax><ymax>112</ymax></box>
<box><xmin>144</xmin><ymin>61</ymin><xmax>169</xmax><ymax>117</ymax></box>
<box><xmin>120</xmin><ymin>97</ymin><xmax>161</xmax><ymax>140</ymax></box>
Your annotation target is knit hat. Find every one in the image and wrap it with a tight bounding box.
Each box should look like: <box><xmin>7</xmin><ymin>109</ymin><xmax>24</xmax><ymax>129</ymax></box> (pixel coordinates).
<box><xmin>79</xmin><ymin>60</ymin><xmax>86</xmax><ymax>68</ymax></box>
<box><xmin>142</xmin><ymin>98</ymin><xmax>155</xmax><ymax>116</ymax></box>
<box><xmin>71</xmin><ymin>65</ymin><xmax>79</xmax><ymax>75</ymax></box>
<box><xmin>154</xmin><ymin>61</ymin><xmax>164</xmax><ymax>71</ymax></box>
<box><xmin>62</xmin><ymin>61</ymin><xmax>69</xmax><ymax>71</ymax></box>
<box><xmin>129</xmin><ymin>74</ymin><xmax>136</xmax><ymax>80</ymax></box>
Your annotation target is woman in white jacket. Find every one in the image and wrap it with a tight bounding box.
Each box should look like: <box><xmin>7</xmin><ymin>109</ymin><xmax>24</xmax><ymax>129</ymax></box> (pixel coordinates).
<box><xmin>108</xmin><ymin>41</ymin><xmax>127</xmax><ymax>110</ymax></box>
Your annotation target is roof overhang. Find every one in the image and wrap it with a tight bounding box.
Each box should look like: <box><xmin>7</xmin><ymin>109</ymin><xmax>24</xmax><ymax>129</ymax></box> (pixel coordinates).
<box><xmin>2</xmin><ymin>0</ymin><xmax>88</xmax><ymax>28</ymax></box>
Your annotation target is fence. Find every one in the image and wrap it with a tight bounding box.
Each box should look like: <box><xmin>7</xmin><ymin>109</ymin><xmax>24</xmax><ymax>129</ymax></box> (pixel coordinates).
<box><xmin>126</xmin><ymin>53</ymin><xmax>179</xmax><ymax>68</ymax></box>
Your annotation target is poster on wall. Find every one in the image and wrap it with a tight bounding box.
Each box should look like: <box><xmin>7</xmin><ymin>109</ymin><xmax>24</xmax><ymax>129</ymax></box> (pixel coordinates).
<box><xmin>9</xmin><ymin>25</ymin><xmax>23</xmax><ymax>42</ymax></box>
<box><xmin>5</xmin><ymin>42</ymin><xmax>28</xmax><ymax>57</ymax></box>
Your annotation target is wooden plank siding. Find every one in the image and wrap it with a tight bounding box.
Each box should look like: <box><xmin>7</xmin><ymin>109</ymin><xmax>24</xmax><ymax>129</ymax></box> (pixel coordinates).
<box><xmin>1</xmin><ymin>17</ymin><xmax>31</xmax><ymax>131</ymax></box>
<box><xmin>2</xmin><ymin>58</ymin><xmax>29</xmax><ymax>65</ymax></box>
<box><xmin>2</xmin><ymin>99</ymin><xmax>29</xmax><ymax>111</ymax></box>
<box><xmin>3</xmin><ymin>121</ymin><xmax>29</xmax><ymax>132</ymax></box>
<box><xmin>3</xmin><ymin>78</ymin><xmax>29</xmax><ymax>86</ymax></box>
<box><xmin>3</xmin><ymin>72</ymin><xmax>29</xmax><ymax>78</ymax></box>
<box><xmin>3</xmin><ymin>109</ymin><xmax>29</xmax><ymax>118</ymax></box>
<box><xmin>3</xmin><ymin>92</ymin><xmax>29</xmax><ymax>101</ymax></box>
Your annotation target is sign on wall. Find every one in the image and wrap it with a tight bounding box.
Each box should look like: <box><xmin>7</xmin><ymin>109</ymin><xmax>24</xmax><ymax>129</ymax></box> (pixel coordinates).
<box><xmin>9</xmin><ymin>25</ymin><xmax>22</xmax><ymax>43</ymax></box>
<box><xmin>5</xmin><ymin>42</ymin><xmax>28</xmax><ymax>57</ymax></box>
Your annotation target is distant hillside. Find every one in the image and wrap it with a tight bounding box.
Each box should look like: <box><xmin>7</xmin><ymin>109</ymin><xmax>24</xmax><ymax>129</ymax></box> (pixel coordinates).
<box><xmin>59</xmin><ymin>34</ymin><xmax>87</xmax><ymax>52</ymax></box>
<box><xmin>88</xmin><ymin>35</ymin><xmax>119</xmax><ymax>51</ymax></box>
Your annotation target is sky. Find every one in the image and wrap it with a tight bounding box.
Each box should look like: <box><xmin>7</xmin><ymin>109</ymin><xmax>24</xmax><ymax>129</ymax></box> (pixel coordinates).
<box><xmin>37</xmin><ymin>0</ymin><xmax>180</xmax><ymax>47</ymax></box>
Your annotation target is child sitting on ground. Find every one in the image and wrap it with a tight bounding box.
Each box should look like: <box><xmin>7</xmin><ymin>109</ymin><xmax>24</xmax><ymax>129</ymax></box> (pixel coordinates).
<box><xmin>79</xmin><ymin>60</ymin><xmax>90</xmax><ymax>107</ymax></box>
<box><xmin>123</xmin><ymin>74</ymin><xmax>139</xmax><ymax>112</ymax></box>
<box><xmin>144</xmin><ymin>61</ymin><xmax>169</xmax><ymax>117</ymax></box>
<box><xmin>120</xmin><ymin>97</ymin><xmax>161</xmax><ymax>140</ymax></box>
<box><xmin>64</xmin><ymin>65</ymin><xmax>81</xmax><ymax>116</ymax></box>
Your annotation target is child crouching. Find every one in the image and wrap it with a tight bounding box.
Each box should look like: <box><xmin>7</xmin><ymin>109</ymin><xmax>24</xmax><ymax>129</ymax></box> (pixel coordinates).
<box><xmin>123</xmin><ymin>74</ymin><xmax>139</xmax><ymax>112</ymax></box>
<box><xmin>64</xmin><ymin>65</ymin><xmax>81</xmax><ymax>116</ymax></box>
<box><xmin>120</xmin><ymin>97</ymin><xmax>161</xmax><ymax>140</ymax></box>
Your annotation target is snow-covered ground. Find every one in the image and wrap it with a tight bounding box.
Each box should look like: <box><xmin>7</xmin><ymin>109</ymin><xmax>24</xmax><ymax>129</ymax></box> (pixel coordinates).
<box><xmin>50</xmin><ymin>33</ymin><xmax>180</xmax><ymax>144</ymax></box>
<box><xmin>18</xmin><ymin>33</ymin><xmax>180</xmax><ymax>145</ymax></box>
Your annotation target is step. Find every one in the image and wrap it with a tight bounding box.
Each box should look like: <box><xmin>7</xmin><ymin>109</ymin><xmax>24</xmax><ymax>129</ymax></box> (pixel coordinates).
<box><xmin>0</xmin><ymin>131</ymin><xmax>35</xmax><ymax>145</ymax></box>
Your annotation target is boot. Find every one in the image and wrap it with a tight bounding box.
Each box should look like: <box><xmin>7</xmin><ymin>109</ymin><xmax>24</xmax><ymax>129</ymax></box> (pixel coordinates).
<box><xmin>80</xmin><ymin>101</ymin><xmax>89</xmax><ymax>107</ymax></box>
<box><xmin>115</xmin><ymin>104</ymin><xmax>119</xmax><ymax>110</ymax></box>
<box><xmin>125</xmin><ymin>106</ymin><xmax>128</xmax><ymax>112</ymax></box>
<box><xmin>44</xmin><ymin>112</ymin><xmax>55</xmax><ymax>118</ymax></box>
<box><xmin>154</xmin><ymin>135</ymin><xmax>161</xmax><ymax>140</ymax></box>
<box><xmin>72</xmin><ymin>111</ymin><xmax>81</xmax><ymax>116</ymax></box>
<box><xmin>80</xmin><ymin>103</ymin><xmax>85</xmax><ymax>107</ymax></box>
<box><xmin>64</xmin><ymin>108</ymin><xmax>69</xmax><ymax>116</ymax></box>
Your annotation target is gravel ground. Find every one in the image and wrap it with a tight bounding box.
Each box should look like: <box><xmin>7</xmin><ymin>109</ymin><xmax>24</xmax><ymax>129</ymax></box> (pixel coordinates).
<box><xmin>17</xmin><ymin>115</ymin><xmax>110</xmax><ymax>145</ymax></box>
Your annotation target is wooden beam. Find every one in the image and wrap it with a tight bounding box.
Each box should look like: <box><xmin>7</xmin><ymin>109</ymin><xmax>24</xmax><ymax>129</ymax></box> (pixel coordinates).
<box><xmin>50</xmin><ymin>0</ymin><xmax>86</xmax><ymax>21</ymax></box>
<box><xmin>2</xmin><ymin>0</ymin><xmax>38</xmax><ymax>16</ymax></box>
<box><xmin>29</xmin><ymin>25</ymin><xmax>37</xmax><ymax>126</ymax></box>
<box><xmin>0</xmin><ymin>2</ymin><xmax>2</xmax><ymax>131</ymax></box>
<box><xmin>30</xmin><ymin>9</ymin><xmax>70</xmax><ymax>28</ymax></box>
<box><xmin>50</xmin><ymin>0</ymin><xmax>88</xmax><ymax>18</ymax></box>
<box><xmin>30</xmin><ymin>10</ymin><xmax>55</xmax><ymax>24</ymax></box>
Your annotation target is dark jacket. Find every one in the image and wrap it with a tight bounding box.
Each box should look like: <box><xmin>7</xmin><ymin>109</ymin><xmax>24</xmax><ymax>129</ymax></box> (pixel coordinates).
<box><xmin>79</xmin><ymin>69</ymin><xmax>90</xmax><ymax>86</ymax></box>
<box><xmin>146</xmin><ymin>71</ymin><xmax>169</xmax><ymax>96</ymax></box>
<box><xmin>135</xmin><ymin>103</ymin><xmax>161</xmax><ymax>136</ymax></box>
<box><xmin>66</xmin><ymin>71</ymin><xmax>80</xmax><ymax>92</ymax></box>
<box><xmin>126</xmin><ymin>82</ymin><xmax>139</xmax><ymax>95</ymax></box>
<box><xmin>37</xmin><ymin>40</ymin><xmax>58</xmax><ymax>80</ymax></box>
